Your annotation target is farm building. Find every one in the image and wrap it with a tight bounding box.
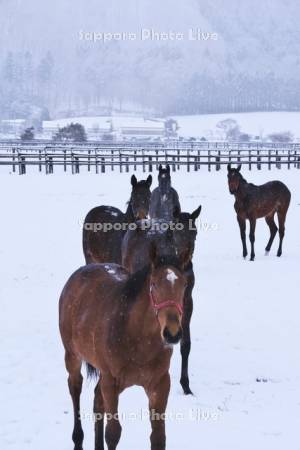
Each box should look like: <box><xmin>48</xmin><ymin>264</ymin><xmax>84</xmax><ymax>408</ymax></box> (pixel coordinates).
<box><xmin>42</xmin><ymin>117</ymin><xmax>112</xmax><ymax>140</ymax></box>
<box><xmin>42</xmin><ymin>116</ymin><xmax>168</xmax><ymax>141</ymax></box>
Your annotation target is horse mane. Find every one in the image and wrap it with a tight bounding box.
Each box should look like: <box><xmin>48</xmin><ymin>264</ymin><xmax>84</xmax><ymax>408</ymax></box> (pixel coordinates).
<box><xmin>239</xmin><ymin>172</ymin><xmax>248</xmax><ymax>184</ymax></box>
<box><xmin>122</xmin><ymin>264</ymin><xmax>150</xmax><ymax>305</ymax></box>
<box><xmin>121</xmin><ymin>255</ymin><xmax>182</xmax><ymax>306</ymax></box>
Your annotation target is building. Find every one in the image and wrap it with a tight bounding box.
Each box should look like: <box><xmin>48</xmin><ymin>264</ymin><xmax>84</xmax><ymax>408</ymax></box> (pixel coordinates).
<box><xmin>42</xmin><ymin>116</ymin><xmax>168</xmax><ymax>141</ymax></box>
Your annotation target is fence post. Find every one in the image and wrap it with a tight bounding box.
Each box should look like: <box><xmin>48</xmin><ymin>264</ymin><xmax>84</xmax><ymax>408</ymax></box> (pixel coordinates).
<box><xmin>134</xmin><ymin>150</ymin><xmax>137</xmax><ymax>171</ymax></box>
<box><xmin>63</xmin><ymin>150</ymin><xmax>67</xmax><ymax>172</ymax></box>
<box><xmin>142</xmin><ymin>149</ymin><xmax>145</xmax><ymax>173</ymax></box>
<box><xmin>18</xmin><ymin>154</ymin><xmax>26</xmax><ymax>175</ymax></box>
<box><xmin>111</xmin><ymin>150</ymin><xmax>114</xmax><ymax>171</ymax></box>
<box><xmin>75</xmin><ymin>156</ymin><xmax>79</xmax><ymax>174</ymax></box>
<box><xmin>88</xmin><ymin>150</ymin><xmax>91</xmax><ymax>172</ymax></box>
<box><xmin>149</xmin><ymin>156</ymin><xmax>153</xmax><ymax>172</ymax></box>
<box><xmin>49</xmin><ymin>156</ymin><xmax>53</xmax><ymax>174</ymax></box>
<box><xmin>119</xmin><ymin>151</ymin><xmax>122</xmax><ymax>173</ymax></box>
<box><xmin>95</xmin><ymin>154</ymin><xmax>98</xmax><ymax>174</ymax></box>
<box><xmin>38</xmin><ymin>150</ymin><xmax>42</xmax><ymax>172</ymax></box>
<box><xmin>172</xmin><ymin>157</ymin><xmax>176</xmax><ymax>172</ymax></box>
<box><xmin>101</xmin><ymin>157</ymin><xmax>105</xmax><ymax>173</ymax></box>
<box><xmin>257</xmin><ymin>150</ymin><xmax>261</xmax><ymax>170</ymax></box>
<box><xmin>12</xmin><ymin>147</ymin><xmax>16</xmax><ymax>172</ymax></box>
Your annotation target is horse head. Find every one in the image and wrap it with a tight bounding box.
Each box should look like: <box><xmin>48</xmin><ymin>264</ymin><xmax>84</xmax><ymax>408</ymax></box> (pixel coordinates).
<box><xmin>148</xmin><ymin>242</ymin><xmax>191</xmax><ymax>345</ymax></box>
<box><xmin>227</xmin><ymin>164</ymin><xmax>242</xmax><ymax>194</ymax></box>
<box><xmin>130</xmin><ymin>174</ymin><xmax>152</xmax><ymax>220</ymax></box>
<box><xmin>158</xmin><ymin>164</ymin><xmax>171</xmax><ymax>196</ymax></box>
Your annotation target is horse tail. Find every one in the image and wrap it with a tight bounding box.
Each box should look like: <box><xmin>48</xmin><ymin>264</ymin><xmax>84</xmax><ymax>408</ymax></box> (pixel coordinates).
<box><xmin>85</xmin><ymin>362</ymin><xmax>99</xmax><ymax>380</ymax></box>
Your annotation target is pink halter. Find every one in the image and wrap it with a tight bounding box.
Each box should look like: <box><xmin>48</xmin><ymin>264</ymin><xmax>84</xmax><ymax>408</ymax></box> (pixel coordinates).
<box><xmin>150</xmin><ymin>284</ymin><xmax>183</xmax><ymax>316</ymax></box>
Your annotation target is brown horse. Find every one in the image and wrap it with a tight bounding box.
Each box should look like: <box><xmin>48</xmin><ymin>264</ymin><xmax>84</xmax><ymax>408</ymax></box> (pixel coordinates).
<box><xmin>82</xmin><ymin>174</ymin><xmax>152</xmax><ymax>264</ymax></box>
<box><xmin>59</xmin><ymin>245</ymin><xmax>189</xmax><ymax>450</ymax></box>
<box><xmin>121</xmin><ymin>205</ymin><xmax>201</xmax><ymax>395</ymax></box>
<box><xmin>227</xmin><ymin>164</ymin><xmax>291</xmax><ymax>261</ymax></box>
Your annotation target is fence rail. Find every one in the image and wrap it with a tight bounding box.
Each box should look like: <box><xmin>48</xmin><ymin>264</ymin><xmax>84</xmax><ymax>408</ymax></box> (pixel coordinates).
<box><xmin>1</xmin><ymin>142</ymin><xmax>300</xmax><ymax>174</ymax></box>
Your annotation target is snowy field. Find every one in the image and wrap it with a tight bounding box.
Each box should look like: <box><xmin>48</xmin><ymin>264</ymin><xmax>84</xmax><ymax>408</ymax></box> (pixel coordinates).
<box><xmin>1</xmin><ymin>167</ymin><xmax>300</xmax><ymax>450</ymax></box>
<box><xmin>175</xmin><ymin>111</ymin><xmax>300</xmax><ymax>140</ymax></box>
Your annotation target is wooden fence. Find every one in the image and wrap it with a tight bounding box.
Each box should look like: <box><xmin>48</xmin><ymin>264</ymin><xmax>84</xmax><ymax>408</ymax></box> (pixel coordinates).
<box><xmin>1</xmin><ymin>142</ymin><xmax>300</xmax><ymax>174</ymax></box>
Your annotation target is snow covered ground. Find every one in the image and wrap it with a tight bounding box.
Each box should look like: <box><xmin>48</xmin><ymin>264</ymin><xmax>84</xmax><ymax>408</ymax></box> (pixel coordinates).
<box><xmin>175</xmin><ymin>111</ymin><xmax>300</xmax><ymax>140</ymax></box>
<box><xmin>0</xmin><ymin>167</ymin><xmax>299</xmax><ymax>450</ymax></box>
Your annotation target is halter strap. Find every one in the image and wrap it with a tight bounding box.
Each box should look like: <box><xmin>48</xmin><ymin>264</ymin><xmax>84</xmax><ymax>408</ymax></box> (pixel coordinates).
<box><xmin>150</xmin><ymin>285</ymin><xmax>183</xmax><ymax>316</ymax></box>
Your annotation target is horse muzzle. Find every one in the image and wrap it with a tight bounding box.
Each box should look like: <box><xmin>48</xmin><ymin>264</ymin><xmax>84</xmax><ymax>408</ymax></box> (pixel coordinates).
<box><xmin>135</xmin><ymin>209</ymin><xmax>148</xmax><ymax>220</ymax></box>
<box><xmin>163</xmin><ymin>326</ymin><xmax>183</xmax><ymax>345</ymax></box>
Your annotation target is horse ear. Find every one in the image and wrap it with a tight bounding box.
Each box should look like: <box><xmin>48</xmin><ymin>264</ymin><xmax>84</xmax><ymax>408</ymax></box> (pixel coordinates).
<box><xmin>227</xmin><ymin>164</ymin><xmax>232</xmax><ymax>172</ymax></box>
<box><xmin>146</xmin><ymin>175</ymin><xmax>152</xmax><ymax>187</ymax></box>
<box><xmin>191</xmin><ymin>205</ymin><xmax>202</xmax><ymax>221</ymax></box>
<box><xmin>237</xmin><ymin>164</ymin><xmax>242</xmax><ymax>172</ymax></box>
<box><xmin>131</xmin><ymin>174</ymin><xmax>137</xmax><ymax>187</ymax></box>
<box><xmin>158</xmin><ymin>164</ymin><xmax>162</xmax><ymax>172</ymax></box>
<box><xmin>166</xmin><ymin>164</ymin><xmax>170</xmax><ymax>173</ymax></box>
<box><xmin>173</xmin><ymin>206</ymin><xmax>181</xmax><ymax>220</ymax></box>
<box><xmin>149</xmin><ymin>241</ymin><xmax>157</xmax><ymax>266</ymax></box>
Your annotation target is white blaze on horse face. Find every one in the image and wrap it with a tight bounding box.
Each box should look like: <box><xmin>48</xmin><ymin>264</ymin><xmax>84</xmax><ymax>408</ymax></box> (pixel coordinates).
<box><xmin>166</xmin><ymin>268</ymin><xmax>178</xmax><ymax>286</ymax></box>
<box><xmin>161</xmin><ymin>174</ymin><xmax>166</xmax><ymax>178</ymax></box>
<box><xmin>162</xmin><ymin>194</ymin><xmax>167</xmax><ymax>202</ymax></box>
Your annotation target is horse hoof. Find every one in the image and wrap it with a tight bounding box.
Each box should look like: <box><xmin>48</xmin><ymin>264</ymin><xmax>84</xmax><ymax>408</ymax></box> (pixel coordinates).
<box><xmin>183</xmin><ymin>387</ymin><xmax>194</xmax><ymax>395</ymax></box>
<box><xmin>180</xmin><ymin>380</ymin><xmax>193</xmax><ymax>395</ymax></box>
<box><xmin>250</xmin><ymin>257</ymin><xmax>255</xmax><ymax>262</ymax></box>
<box><xmin>277</xmin><ymin>252</ymin><xmax>282</xmax><ymax>257</ymax></box>
<box><xmin>265</xmin><ymin>250</ymin><xmax>270</xmax><ymax>256</ymax></box>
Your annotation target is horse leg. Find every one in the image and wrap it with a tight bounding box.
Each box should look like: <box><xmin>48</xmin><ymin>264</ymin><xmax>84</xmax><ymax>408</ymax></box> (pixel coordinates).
<box><xmin>146</xmin><ymin>373</ymin><xmax>170</xmax><ymax>450</ymax></box>
<box><xmin>94</xmin><ymin>379</ymin><xmax>104</xmax><ymax>450</ymax></box>
<box><xmin>265</xmin><ymin>212</ymin><xmax>278</xmax><ymax>253</ymax></box>
<box><xmin>277</xmin><ymin>209</ymin><xmax>287</xmax><ymax>257</ymax></box>
<box><xmin>237</xmin><ymin>216</ymin><xmax>247</xmax><ymax>258</ymax></box>
<box><xmin>180</xmin><ymin>288</ymin><xmax>193</xmax><ymax>395</ymax></box>
<box><xmin>102</xmin><ymin>375</ymin><xmax>121</xmax><ymax>450</ymax></box>
<box><xmin>65</xmin><ymin>352</ymin><xmax>84</xmax><ymax>450</ymax></box>
<box><xmin>249</xmin><ymin>218</ymin><xmax>256</xmax><ymax>261</ymax></box>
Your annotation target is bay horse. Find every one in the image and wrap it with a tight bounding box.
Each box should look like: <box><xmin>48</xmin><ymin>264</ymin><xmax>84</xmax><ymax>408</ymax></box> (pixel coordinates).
<box><xmin>149</xmin><ymin>165</ymin><xmax>181</xmax><ymax>220</ymax></box>
<box><xmin>227</xmin><ymin>164</ymin><xmax>291</xmax><ymax>261</ymax></box>
<box><xmin>122</xmin><ymin>205</ymin><xmax>201</xmax><ymax>395</ymax></box>
<box><xmin>59</xmin><ymin>244</ymin><xmax>190</xmax><ymax>450</ymax></box>
<box><xmin>82</xmin><ymin>174</ymin><xmax>152</xmax><ymax>264</ymax></box>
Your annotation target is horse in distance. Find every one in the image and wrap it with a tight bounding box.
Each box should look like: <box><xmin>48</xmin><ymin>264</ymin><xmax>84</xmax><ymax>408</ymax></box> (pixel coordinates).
<box><xmin>227</xmin><ymin>164</ymin><xmax>291</xmax><ymax>261</ymax></box>
<box><xmin>149</xmin><ymin>165</ymin><xmax>181</xmax><ymax>220</ymax></box>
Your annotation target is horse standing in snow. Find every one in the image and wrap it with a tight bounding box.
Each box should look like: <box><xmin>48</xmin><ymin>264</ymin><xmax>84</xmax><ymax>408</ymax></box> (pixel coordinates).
<box><xmin>227</xmin><ymin>164</ymin><xmax>291</xmax><ymax>261</ymax></box>
<box><xmin>59</xmin><ymin>244</ymin><xmax>189</xmax><ymax>450</ymax></box>
<box><xmin>149</xmin><ymin>165</ymin><xmax>181</xmax><ymax>220</ymax></box>
<box><xmin>82</xmin><ymin>174</ymin><xmax>152</xmax><ymax>264</ymax></box>
<box><xmin>122</xmin><ymin>205</ymin><xmax>202</xmax><ymax>394</ymax></box>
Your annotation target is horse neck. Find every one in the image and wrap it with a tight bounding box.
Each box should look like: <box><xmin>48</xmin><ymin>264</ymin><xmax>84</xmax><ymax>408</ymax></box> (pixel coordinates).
<box><xmin>129</xmin><ymin>276</ymin><xmax>160</xmax><ymax>339</ymax></box>
<box><xmin>235</xmin><ymin>177</ymin><xmax>249</xmax><ymax>200</ymax></box>
<box><xmin>159</xmin><ymin>182</ymin><xmax>171</xmax><ymax>197</ymax></box>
